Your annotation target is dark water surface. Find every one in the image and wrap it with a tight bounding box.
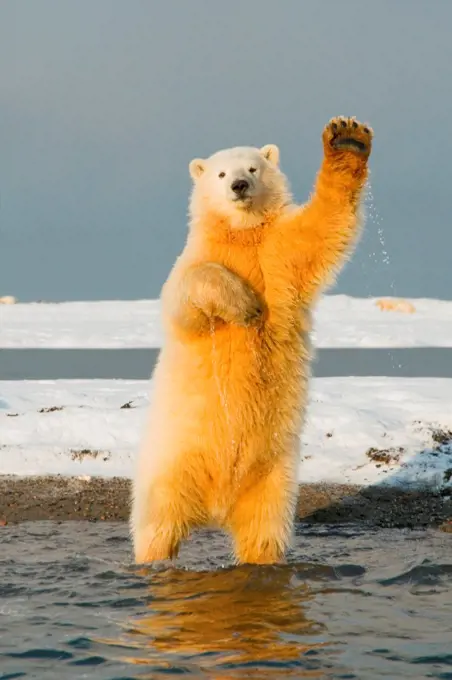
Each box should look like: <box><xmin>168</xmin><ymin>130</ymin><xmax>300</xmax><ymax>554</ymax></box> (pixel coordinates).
<box><xmin>1</xmin><ymin>522</ymin><xmax>451</xmax><ymax>679</ymax></box>
<box><xmin>2</xmin><ymin>347</ymin><xmax>452</xmax><ymax>380</ymax></box>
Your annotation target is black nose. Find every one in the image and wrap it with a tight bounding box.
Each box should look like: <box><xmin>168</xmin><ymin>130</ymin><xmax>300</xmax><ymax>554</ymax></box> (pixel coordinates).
<box><xmin>231</xmin><ymin>179</ymin><xmax>249</xmax><ymax>195</ymax></box>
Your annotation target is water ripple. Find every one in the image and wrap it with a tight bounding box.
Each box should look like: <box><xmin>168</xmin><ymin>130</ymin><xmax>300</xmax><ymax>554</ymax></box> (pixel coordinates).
<box><xmin>0</xmin><ymin>522</ymin><xmax>451</xmax><ymax>678</ymax></box>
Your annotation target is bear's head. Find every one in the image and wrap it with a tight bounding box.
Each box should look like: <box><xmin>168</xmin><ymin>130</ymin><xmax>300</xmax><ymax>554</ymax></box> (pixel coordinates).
<box><xmin>188</xmin><ymin>145</ymin><xmax>291</xmax><ymax>229</ymax></box>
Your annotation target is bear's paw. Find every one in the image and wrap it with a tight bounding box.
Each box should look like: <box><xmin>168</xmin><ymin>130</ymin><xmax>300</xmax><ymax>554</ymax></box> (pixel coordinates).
<box><xmin>323</xmin><ymin>116</ymin><xmax>373</xmax><ymax>157</ymax></box>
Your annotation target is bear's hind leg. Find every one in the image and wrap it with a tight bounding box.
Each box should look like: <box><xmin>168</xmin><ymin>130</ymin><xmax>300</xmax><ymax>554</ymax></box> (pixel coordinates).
<box><xmin>131</xmin><ymin>480</ymin><xmax>207</xmax><ymax>564</ymax></box>
<box><xmin>133</xmin><ymin>513</ymin><xmax>186</xmax><ymax>564</ymax></box>
<box><xmin>227</xmin><ymin>459</ymin><xmax>298</xmax><ymax>565</ymax></box>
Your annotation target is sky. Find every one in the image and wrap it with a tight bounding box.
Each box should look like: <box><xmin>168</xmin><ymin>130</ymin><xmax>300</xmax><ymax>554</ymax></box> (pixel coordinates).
<box><xmin>1</xmin><ymin>0</ymin><xmax>452</xmax><ymax>302</ymax></box>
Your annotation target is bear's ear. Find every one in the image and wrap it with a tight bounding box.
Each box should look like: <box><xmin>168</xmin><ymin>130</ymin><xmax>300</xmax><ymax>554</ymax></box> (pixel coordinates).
<box><xmin>189</xmin><ymin>158</ymin><xmax>206</xmax><ymax>180</ymax></box>
<box><xmin>260</xmin><ymin>144</ymin><xmax>280</xmax><ymax>166</ymax></box>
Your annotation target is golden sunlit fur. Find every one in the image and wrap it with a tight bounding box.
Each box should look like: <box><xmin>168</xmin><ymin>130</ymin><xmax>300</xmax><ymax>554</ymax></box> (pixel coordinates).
<box><xmin>131</xmin><ymin>117</ymin><xmax>373</xmax><ymax>565</ymax></box>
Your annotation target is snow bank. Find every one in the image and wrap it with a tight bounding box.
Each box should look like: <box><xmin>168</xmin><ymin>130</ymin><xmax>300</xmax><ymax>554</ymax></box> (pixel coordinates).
<box><xmin>1</xmin><ymin>377</ymin><xmax>451</xmax><ymax>490</ymax></box>
<box><xmin>2</xmin><ymin>295</ymin><xmax>452</xmax><ymax>348</ymax></box>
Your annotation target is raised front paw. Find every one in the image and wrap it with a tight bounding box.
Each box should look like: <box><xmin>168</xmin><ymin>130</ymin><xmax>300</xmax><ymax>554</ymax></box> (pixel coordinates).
<box><xmin>323</xmin><ymin>116</ymin><xmax>373</xmax><ymax>157</ymax></box>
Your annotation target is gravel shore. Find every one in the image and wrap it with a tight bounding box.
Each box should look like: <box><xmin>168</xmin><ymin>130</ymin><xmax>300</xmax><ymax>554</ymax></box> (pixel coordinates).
<box><xmin>1</xmin><ymin>475</ymin><xmax>451</xmax><ymax>531</ymax></box>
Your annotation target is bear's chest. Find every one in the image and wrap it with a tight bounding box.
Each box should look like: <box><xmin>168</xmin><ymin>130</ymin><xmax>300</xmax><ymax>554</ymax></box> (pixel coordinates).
<box><xmin>215</xmin><ymin>242</ymin><xmax>299</xmax><ymax>313</ymax></box>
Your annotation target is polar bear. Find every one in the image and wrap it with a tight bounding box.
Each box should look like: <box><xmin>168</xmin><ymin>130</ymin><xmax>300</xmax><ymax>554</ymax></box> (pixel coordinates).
<box><xmin>131</xmin><ymin>117</ymin><xmax>373</xmax><ymax>565</ymax></box>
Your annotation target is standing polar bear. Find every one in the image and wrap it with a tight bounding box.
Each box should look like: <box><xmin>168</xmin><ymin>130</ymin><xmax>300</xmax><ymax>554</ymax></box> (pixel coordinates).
<box><xmin>132</xmin><ymin>117</ymin><xmax>373</xmax><ymax>565</ymax></box>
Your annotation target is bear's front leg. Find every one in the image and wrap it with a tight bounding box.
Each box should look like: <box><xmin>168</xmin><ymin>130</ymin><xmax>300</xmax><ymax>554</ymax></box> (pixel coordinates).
<box><xmin>165</xmin><ymin>262</ymin><xmax>264</xmax><ymax>334</ymax></box>
<box><xmin>291</xmin><ymin>116</ymin><xmax>373</xmax><ymax>302</ymax></box>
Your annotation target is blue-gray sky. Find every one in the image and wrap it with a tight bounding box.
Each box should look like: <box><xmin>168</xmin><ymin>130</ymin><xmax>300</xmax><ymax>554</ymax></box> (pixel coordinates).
<box><xmin>1</xmin><ymin>0</ymin><xmax>451</xmax><ymax>301</ymax></box>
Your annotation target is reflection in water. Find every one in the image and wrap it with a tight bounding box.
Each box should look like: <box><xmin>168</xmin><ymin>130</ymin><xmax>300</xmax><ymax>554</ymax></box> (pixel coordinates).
<box><xmin>5</xmin><ymin>523</ymin><xmax>451</xmax><ymax>678</ymax></box>
<box><xmin>101</xmin><ymin>564</ymin><xmax>338</xmax><ymax>678</ymax></box>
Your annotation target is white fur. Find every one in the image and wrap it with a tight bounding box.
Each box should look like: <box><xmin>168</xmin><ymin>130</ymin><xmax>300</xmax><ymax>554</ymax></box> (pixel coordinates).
<box><xmin>189</xmin><ymin>145</ymin><xmax>291</xmax><ymax>229</ymax></box>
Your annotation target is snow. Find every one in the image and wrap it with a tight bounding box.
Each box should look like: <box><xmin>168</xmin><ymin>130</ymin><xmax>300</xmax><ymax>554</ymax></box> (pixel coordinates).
<box><xmin>1</xmin><ymin>378</ymin><xmax>451</xmax><ymax>490</ymax></box>
<box><xmin>0</xmin><ymin>300</ymin><xmax>164</xmax><ymax>349</ymax></box>
<box><xmin>2</xmin><ymin>294</ymin><xmax>451</xmax><ymax>489</ymax></box>
<box><xmin>2</xmin><ymin>295</ymin><xmax>452</xmax><ymax>348</ymax></box>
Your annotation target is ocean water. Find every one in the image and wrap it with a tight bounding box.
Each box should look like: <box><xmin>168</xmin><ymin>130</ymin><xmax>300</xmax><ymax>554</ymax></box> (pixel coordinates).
<box><xmin>2</xmin><ymin>347</ymin><xmax>452</xmax><ymax>380</ymax></box>
<box><xmin>1</xmin><ymin>521</ymin><xmax>451</xmax><ymax>679</ymax></box>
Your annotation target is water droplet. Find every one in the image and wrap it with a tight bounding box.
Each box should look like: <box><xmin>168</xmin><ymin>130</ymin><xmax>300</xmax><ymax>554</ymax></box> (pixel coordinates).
<box><xmin>363</xmin><ymin>181</ymin><xmax>399</xmax><ymax>373</ymax></box>
<box><xmin>210</xmin><ymin>318</ymin><xmax>234</xmax><ymax>464</ymax></box>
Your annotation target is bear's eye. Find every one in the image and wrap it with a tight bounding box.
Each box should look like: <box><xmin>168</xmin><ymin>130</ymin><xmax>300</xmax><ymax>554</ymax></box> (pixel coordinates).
<box><xmin>249</xmin><ymin>167</ymin><xmax>257</xmax><ymax>174</ymax></box>
<box><xmin>218</xmin><ymin>171</ymin><xmax>226</xmax><ymax>178</ymax></box>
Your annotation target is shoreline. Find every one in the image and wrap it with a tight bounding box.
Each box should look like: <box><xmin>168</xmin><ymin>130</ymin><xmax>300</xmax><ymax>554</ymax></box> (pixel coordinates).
<box><xmin>1</xmin><ymin>476</ymin><xmax>451</xmax><ymax>531</ymax></box>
